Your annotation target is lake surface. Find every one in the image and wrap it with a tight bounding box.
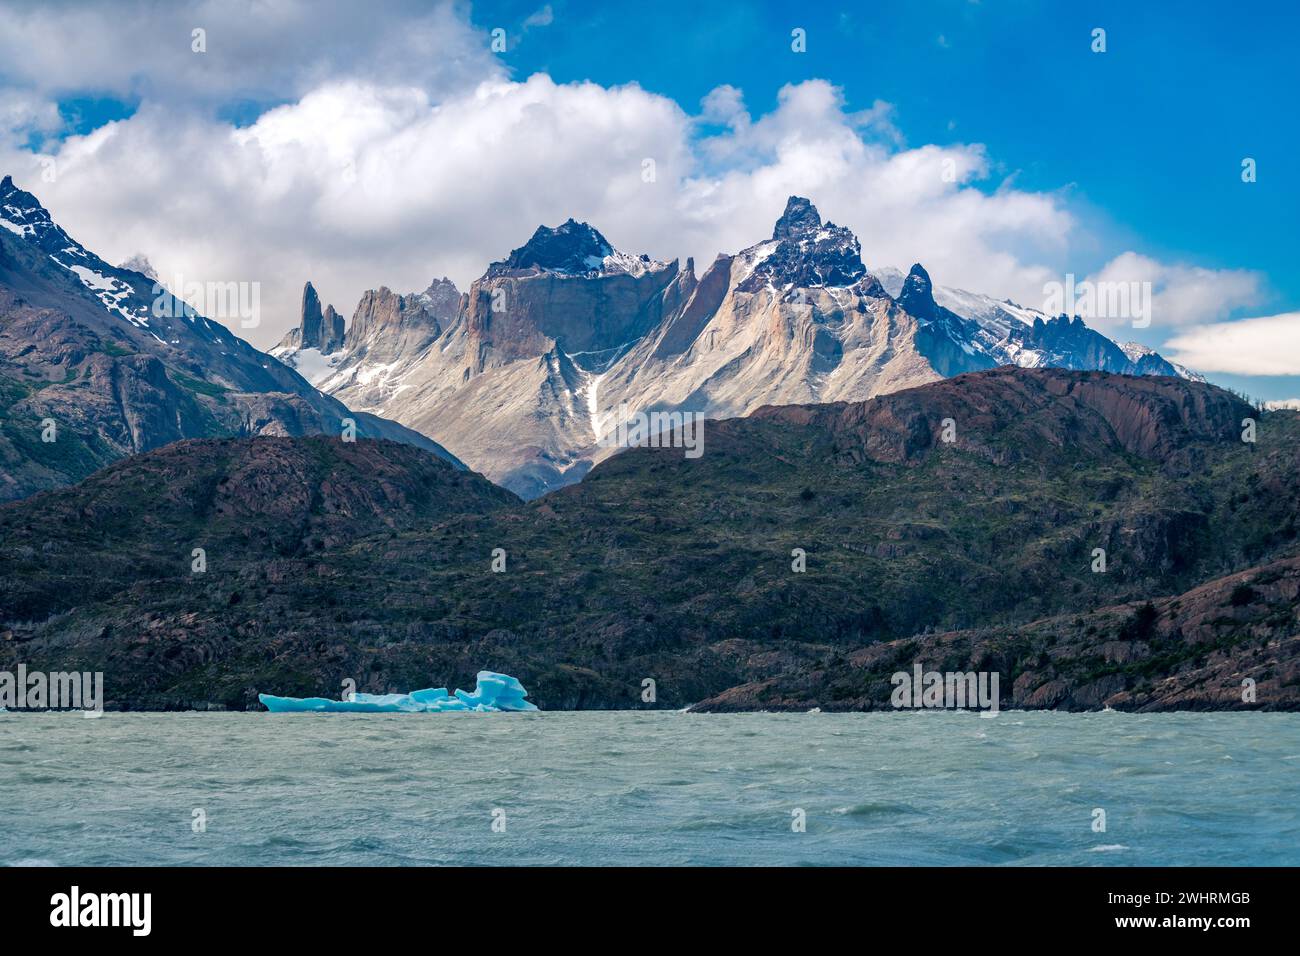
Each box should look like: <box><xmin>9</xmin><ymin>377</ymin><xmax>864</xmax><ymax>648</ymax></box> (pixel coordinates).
<box><xmin>3</xmin><ymin>710</ymin><xmax>1297</xmax><ymax>866</ymax></box>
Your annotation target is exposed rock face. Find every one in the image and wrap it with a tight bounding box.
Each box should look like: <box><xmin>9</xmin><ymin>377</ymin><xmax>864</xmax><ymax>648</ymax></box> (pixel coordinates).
<box><xmin>490</xmin><ymin>218</ymin><xmax>617</xmax><ymax>276</ymax></box>
<box><xmin>753</xmin><ymin>366</ymin><xmax>1249</xmax><ymax>466</ymax></box>
<box><xmin>735</xmin><ymin>195</ymin><xmax>867</xmax><ymax>292</ymax></box>
<box><xmin>0</xmin><ymin>175</ymin><xmax>459</xmax><ymax>502</ymax></box>
<box><xmin>290</xmin><ymin>223</ymin><xmax>687</xmax><ymax>498</ymax></box>
<box><xmin>275</xmin><ymin>281</ymin><xmax>346</xmax><ymax>355</ymax></box>
<box><xmin>771</xmin><ymin>195</ymin><xmax>821</xmax><ymax>239</ymax></box>
<box><xmin>418</xmin><ymin>277</ymin><xmax>461</xmax><ymax>320</ymax></box>
<box><xmin>300</xmin><ymin>281</ymin><xmax>324</xmax><ymax>347</ymax></box>
<box><xmin>270</xmin><ymin>196</ymin><xmax>1200</xmax><ymax>498</ymax></box>
<box><xmin>273</xmin><ymin>276</ymin><xmax>461</xmax><ymax>375</ymax></box>
<box><xmin>895</xmin><ymin>262</ymin><xmax>939</xmax><ymax>320</ymax></box>
<box><xmin>321</xmin><ymin>304</ymin><xmax>345</xmax><ymax>352</ymax></box>
<box><xmin>1</xmin><ymin>370</ymin><xmax>1293</xmax><ymax>712</ymax></box>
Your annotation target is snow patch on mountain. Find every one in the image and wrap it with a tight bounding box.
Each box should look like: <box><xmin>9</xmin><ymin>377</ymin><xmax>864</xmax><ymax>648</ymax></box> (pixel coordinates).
<box><xmin>275</xmin><ymin>346</ymin><xmax>340</xmax><ymax>387</ymax></box>
<box><xmin>56</xmin><ymin>260</ymin><xmax>152</xmax><ymax>327</ymax></box>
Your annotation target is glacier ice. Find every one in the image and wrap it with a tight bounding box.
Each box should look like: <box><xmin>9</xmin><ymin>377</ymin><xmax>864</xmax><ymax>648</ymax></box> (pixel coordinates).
<box><xmin>258</xmin><ymin>671</ymin><xmax>538</xmax><ymax>713</ymax></box>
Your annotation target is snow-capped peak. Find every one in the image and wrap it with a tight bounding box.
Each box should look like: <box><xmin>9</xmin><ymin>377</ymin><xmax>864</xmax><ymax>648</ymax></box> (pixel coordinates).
<box><xmin>0</xmin><ymin>175</ymin><xmax>231</xmax><ymax>337</ymax></box>
<box><xmin>2</xmin><ymin>173</ymin><xmax>68</xmax><ymax>247</ymax></box>
<box><xmin>486</xmin><ymin>217</ymin><xmax>666</xmax><ymax>278</ymax></box>
<box><xmin>735</xmin><ymin>196</ymin><xmax>866</xmax><ymax>293</ymax></box>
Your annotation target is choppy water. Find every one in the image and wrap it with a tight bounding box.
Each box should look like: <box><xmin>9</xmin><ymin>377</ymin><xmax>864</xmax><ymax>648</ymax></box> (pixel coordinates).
<box><xmin>2</xmin><ymin>710</ymin><xmax>1297</xmax><ymax>866</ymax></box>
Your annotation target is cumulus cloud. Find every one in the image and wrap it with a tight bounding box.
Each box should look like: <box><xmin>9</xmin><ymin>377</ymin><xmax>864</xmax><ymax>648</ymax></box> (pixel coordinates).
<box><xmin>0</xmin><ymin>0</ymin><xmax>1270</xmax><ymax>362</ymax></box>
<box><xmin>1165</xmin><ymin>313</ymin><xmax>1300</xmax><ymax>376</ymax></box>
<box><xmin>1</xmin><ymin>74</ymin><xmax>695</xmax><ymax>344</ymax></box>
<box><xmin>4</xmin><ymin>71</ymin><xmax>1087</xmax><ymax>347</ymax></box>
<box><xmin>1083</xmin><ymin>251</ymin><xmax>1265</xmax><ymax>330</ymax></box>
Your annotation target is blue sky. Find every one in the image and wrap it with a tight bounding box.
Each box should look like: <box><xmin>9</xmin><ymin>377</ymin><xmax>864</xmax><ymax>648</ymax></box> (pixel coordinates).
<box><xmin>477</xmin><ymin>0</ymin><xmax>1297</xmax><ymax>302</ymax></box>
<box><xmin>2</xmin><ymin>0</ymin><xmax>1296</xmax><ymax>398</ymax></box>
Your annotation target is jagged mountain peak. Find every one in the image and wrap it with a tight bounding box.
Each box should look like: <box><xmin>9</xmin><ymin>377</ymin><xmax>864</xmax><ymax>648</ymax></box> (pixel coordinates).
<box><xmin>260</xmin><ymin>197</ymin><xmax>1208</xmax><ymax>502</ymax></box>
<box><xmin>736</xmin><ymin>196</ymin><xmax>866</xmax><ymax>293</ymax></box>
<box><xmin>0</xmin><ymin>178</ymin><xmax>457</xmax><ymax>502</ymax></box>
<box><xmin>421</xmin><ymin>276</ymin><xmax>459</xmax><ymax>297</ymax></box>
<box><xmin>495</xmin><ymin>218</ymin><xmax>609</xmax><ymax>272</ymax></box>
<box><xmin>1</xmin><ymin>174</ymin><xmax>52</xmax><ymax>222</ymax></box>
<box><xmin>1033</xmin><ymin>314</ymin><xmax>1087</xmax><ymax>332</ymax></box>
<box><xmin>275</xmin><ymin>279</ymin><xmax>345</xmax><ymax>356</ymax></box>
<box><xmin>904</xmin><ymin>262</ymin><xmax>932</xmax><ymax>286</ymax></box>
<box><xmin>772</xmin><ymin>195</ymin><xmax>822</xmax><ymax>240</ymax></box>
<box><xmin>1</xmin><ymin>176</ymin><xmax>180</xmax><ymax>331</ymax></box>
<box><xmin>1</xmin><ymin>172</ymin><xmax>35</xmax><ymax>204</ymax></box>
<box><xmin>897</xmin><ymin>263</ymin><xmax>937</xmax><ymax>320</ymax></box>
<box><xmin>1</xmin><ymin>173</ymin><xmax>63</xmax><ymax>244</ymax></box>
<box><xmin>486</xmin><ymin>217</ymin><xmax>662</xmax><ymax>278</ymax></box>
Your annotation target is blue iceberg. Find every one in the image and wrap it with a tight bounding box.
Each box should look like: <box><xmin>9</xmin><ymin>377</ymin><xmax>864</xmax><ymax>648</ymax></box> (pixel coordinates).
<box><xmin>258</xmin><ymin>671</ymin><xmax>539</xmax><ymax>714</ymax></box>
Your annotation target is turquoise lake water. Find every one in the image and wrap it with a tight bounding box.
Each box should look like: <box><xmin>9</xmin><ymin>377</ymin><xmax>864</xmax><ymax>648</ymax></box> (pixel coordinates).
<box><xmin>3</xmin><ymin>710</ymin><xmax>1297</xmax><ymax>866</ymax></box>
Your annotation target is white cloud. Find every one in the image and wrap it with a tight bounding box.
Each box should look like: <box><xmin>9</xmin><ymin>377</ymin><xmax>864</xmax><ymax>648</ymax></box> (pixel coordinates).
<box><xmin>523</xmin><ymin>5</ymin><xmax>555</xmax><ymax>29</ymax></box>
<box><xmin>0</xmin><ymin>89</ymin><xmax>61</xmax><ymax>141</ymax></box>
<box><xmin>1084</xmin><ymin>251</ymin><xmax>1264</xmax><ymax>329</ymax></box>
<box><xmin>699</xmin><ymin>85</ymin><xmax>749</xmax><ymax>130</ymax></box>
<box><xmin>0</xmin><ymin>0</ymin><xmax>500</xmax><ymax>104</ymax></box>
<box><xmin>2</xmin><ymin>75</ymin><xmax>694</xmax><ymax>345</ymax></box>
<box><xmin>0</xmin><ymin>1</ymin><xmax>1270</xmax><ymax>364</ymax></box>
<box><xmin>1165</xmin><ymin>312</ymin><xmax>1300</xmax><ymax>376</ymax></box>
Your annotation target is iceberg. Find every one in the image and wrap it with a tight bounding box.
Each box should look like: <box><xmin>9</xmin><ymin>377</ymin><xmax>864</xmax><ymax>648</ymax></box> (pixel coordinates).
<box><xmin>258</xmin><ymin>671</ymin><xmax>539</xmax><ymax>714</ymax></box>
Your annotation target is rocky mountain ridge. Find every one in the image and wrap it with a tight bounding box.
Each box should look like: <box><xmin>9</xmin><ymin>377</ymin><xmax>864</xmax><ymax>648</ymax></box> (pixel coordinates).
<box><xmin>0</xmin><ymin>175</ymin><xmax>460</xmax><ymax>502</ymax></box>
<box><xmin>273</xmin><ymin>196</ymin><xmax>1201</xmax><ymax>498</ymax></box>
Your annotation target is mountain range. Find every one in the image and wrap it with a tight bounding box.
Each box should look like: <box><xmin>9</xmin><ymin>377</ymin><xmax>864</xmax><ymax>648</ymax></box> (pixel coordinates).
<box><xmin>2</xmin><ymin>178</ymin><xmax>1207</xmax><ymax>505</ymax></box>
<box><xmin>0</xmin><ymin>175</ymin><xmax>458</xmax><ymax>503</ymax></box>
<box><xmin>274</xmin><ymin>195</ymin><xmax>1200</xmax><ymax>498</ymax></box>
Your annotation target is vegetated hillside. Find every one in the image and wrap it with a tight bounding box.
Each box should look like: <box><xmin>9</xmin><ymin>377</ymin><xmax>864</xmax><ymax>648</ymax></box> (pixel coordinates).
<box><xmin>2</xmin><ymin>368</ymin><xmax>1296</xmax><ymax>712</ymax></box>
<box><xmin>0</xmin><ymin>436</ymin><xmax>516</xmax><ymax>622</ymax></box>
